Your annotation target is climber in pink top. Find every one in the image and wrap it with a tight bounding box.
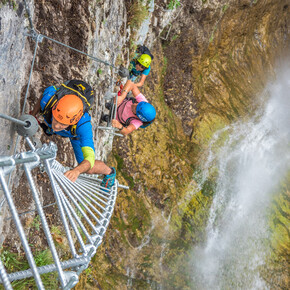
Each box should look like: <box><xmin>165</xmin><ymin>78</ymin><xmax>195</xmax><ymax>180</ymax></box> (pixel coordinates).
<box><xmin>110</xmin><ymin>80</ymin><xmax>156</xmax><ymax>136</ymax></box>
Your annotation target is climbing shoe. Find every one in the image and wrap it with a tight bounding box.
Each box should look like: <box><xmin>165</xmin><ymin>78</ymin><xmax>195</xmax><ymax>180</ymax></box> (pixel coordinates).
<box><xmin>101</xmin><ymin>167</ymin><xmax>116</xmax><ymax>190</ymax></box>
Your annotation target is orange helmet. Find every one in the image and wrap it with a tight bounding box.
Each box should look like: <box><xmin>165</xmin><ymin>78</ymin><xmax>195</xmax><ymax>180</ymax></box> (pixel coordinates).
<box><xmin>52</xmin><ymin>95</ymin><xmax>83</xmax><ymax>125</ymax></box>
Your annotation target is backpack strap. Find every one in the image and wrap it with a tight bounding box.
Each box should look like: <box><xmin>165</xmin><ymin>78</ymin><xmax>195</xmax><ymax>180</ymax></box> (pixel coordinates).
<box><xmin>70</xmin><ymin>124</ymin><xmax>77</xmax><ymax>136</ymax></box>
<box><xmin>69</xmin><ymin>120</ymin><xmax>91</xmax><ymax>136</ymax></box>
<box><xmin>59</xmin><ymin>83</ymin><xmax>91</xmax><ymax>109</ymax></box>
<box><xmin>40</xmin><ymin>94</ymin><xmax>58</xmax><ymax>121</ymax></box>
<box><xmin>140</xmin><ymin>119</ymin><xmax>154</xmax><ymax>128</ymax></box>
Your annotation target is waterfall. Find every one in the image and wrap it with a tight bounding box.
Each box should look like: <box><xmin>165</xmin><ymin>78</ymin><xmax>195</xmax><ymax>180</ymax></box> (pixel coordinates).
<box><xmin>191</xmin><ymin>67</ymin><xmax>290</xmax><ymax>289</ymax></box>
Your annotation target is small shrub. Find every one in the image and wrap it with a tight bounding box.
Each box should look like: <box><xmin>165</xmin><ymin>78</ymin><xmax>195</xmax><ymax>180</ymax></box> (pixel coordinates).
<box><xmin>128</xmin><ymin>0</ymin><xmax>149</xmax><ymax>30</ymax></box>
<box><xmin>167</xmin><ymin>0</ymin><xmax>181</xmax><ymax>10</ymax></box>
<box><xmin>97</xmin><ymin>68</ymin><xmax>103</xmax><ymax>76</ymax></box>
<box><xmin>222</xmin><ymin>4</ymin><xmax>229</xmax><ymax>12</ymax></box>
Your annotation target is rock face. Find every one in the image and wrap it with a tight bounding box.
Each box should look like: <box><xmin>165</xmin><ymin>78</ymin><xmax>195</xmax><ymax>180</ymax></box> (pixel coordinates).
<box><xmin>0</xmin><ymin>0</ymin><xmax>32</xmax><ymax>244</ymax></box>
<box><xmin>92</xmin><ymin>0</ymin><xmax>289</xmax><ymax>289</ymax></box>
<box><xmin>0</xmin><ymin>0</ymin><xmax>289</xmax><ymax>289</ymax></box>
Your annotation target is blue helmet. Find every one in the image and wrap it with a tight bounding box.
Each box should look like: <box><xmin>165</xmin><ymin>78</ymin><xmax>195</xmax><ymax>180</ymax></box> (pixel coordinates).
<box><xmin>136</xmin><ymin>102</ymin><xmax>156</xmax><ymax>122</ymax></box>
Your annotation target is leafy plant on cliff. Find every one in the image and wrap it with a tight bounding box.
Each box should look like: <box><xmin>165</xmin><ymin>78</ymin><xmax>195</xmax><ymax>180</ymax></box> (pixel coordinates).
<box><xmin>167</xmin><ymin>0</ymin><xmax>181</xmax><ymax>10</ymax></box>
<box><xmin>127</xmin><ymin>0</ymin><xmax>149</xmax><ymax>30</ymax></box>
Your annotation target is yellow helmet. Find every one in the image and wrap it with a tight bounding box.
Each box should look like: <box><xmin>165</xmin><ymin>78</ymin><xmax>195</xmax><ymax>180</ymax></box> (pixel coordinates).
<box><xmin>137</xmin><ymin>54</ymin><xmax>152</xmax><ymax>68</ymax></box>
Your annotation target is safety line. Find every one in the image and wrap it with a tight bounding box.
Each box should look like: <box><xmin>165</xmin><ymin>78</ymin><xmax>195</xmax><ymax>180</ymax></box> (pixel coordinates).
<box><xmin>4</xmin><ymin>202</ymin><xmax>57</xmax><ymax>221</ymax></box>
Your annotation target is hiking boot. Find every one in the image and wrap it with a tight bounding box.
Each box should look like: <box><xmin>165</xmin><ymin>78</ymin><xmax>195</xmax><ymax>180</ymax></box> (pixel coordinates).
<box><xmin>101</xmin><ymin>167</ymin><xmax>116</xmax><ymax>190</ymax></box>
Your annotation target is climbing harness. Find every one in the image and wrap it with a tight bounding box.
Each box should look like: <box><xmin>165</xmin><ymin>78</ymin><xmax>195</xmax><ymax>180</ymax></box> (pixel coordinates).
<box><xmin>113</xmin><ymin>96</ymin><xmax>155</xmax><ymax>129</ymax></box>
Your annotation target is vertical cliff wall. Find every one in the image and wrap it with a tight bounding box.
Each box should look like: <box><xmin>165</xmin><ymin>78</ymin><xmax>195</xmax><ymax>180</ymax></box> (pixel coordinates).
<box><xmin>88</xmin><ymin>0</ymin><xmax>289</xmax><ymax>288</ymax></box>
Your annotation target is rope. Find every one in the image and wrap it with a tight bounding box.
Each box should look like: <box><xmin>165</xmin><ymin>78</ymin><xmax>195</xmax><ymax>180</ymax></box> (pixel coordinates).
<box><xmin>40</xmin><ymin>34</ymin><xmax>119</xmax><ymax>70</ymax></box>
<box><xmin>4</xmin><ymin>202</ymin><xmax>57</xmax><ymax>221</ymax></box>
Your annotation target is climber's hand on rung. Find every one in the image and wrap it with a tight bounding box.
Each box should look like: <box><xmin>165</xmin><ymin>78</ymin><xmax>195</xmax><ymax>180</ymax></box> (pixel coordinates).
<box><xmin>64</xmin><ymin>168</ymin><xmax>81</xmax><ymax>183</ymax></box>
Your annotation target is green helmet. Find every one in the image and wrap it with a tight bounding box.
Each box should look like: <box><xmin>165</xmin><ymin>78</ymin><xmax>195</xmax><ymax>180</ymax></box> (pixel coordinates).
<box><xmin>137</xmin><ymin>54</ymin><xmax>152</xmax><ymax>68</ymax></box>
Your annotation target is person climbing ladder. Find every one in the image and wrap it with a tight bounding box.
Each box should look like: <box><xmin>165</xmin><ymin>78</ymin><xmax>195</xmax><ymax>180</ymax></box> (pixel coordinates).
<box><xmin>127</xmin><ymin>45</ymin><xmax>154</xmax><ymax>87</ymax></box>
<box><xmin>102</xmin><ymin>80</ymin><xmax>156</xmax><ymax>136</ymax></box>
<box><xmin>31</xmin><ymin>80</ymin><xmax>116</xmax><ymax>189</ymax></box>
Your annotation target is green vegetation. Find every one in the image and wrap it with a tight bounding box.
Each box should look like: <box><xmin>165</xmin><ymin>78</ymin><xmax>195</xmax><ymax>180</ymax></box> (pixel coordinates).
<box><xmin>222</xmin><ymin>4</ymin><xmax>229</xmax><ymax>13</ymax></box>
<box><xmin>171</xmin><ymin>34</ymin><xmax>179</xmax><ymax>42</ymax></box>
<box><xmin>0</xmin><ymin>249</ymin><xmax>58</xmax><ymax>289</ymax></box>
<box><xmin>0</xmin><ymin>0</ymin><xmax>16</xmax><ymax>9</ymax></box>
<box><xmin>31</xmin><ymin>215</ymin><xmax>41</xmax><ymax>231</ymax></box>
<box><xmin>128</xmin><ymin>0</ymin><xmax>149</xmax><ymax>30</ymax></box>
<box><xmin>263</xmin><ymin>172</ymin><xmax>290</xmax><ymax>288</ymax></box>
<box><xmin>209</xmin><ymin>26</ymin><xmax>217</xmax><ymax>43</ymax></box>
<box><xmin>162</xmin><ymin>56</ymin><xmax>168</xmax><ymax>75</ymax></box>
<box><xmin>115</xmin><ymin>53</ymin><xmax>123</xmax><ymax>67</ymax></box>
<box><xmin>167</xmin><ymin>0</ymin><xmax>181</xmax><ymax>10</ymax></box>
<box><xmin>11</xmin><ymin>0</ymin><xmax>16</xmax><ymax>10</ymax></box>
<box><xmin>129</xmin><ymin>39</ymin><xmax>137</xmax><ymax>59</ymax></box>
<box><xmin>114</xmin><ymin>153</ymin><xmax>135</xmax><ymax>187</ymax></box>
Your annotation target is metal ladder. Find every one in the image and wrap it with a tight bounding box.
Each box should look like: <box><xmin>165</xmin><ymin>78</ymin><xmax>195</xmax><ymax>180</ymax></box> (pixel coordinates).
<box><xmin>0</xmin><ymin>142</ymin><xmax>122</xmax><ymax>289</ymax></box>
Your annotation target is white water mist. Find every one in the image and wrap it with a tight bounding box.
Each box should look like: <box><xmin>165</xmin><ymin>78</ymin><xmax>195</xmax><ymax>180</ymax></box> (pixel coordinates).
<box><xmin>191</xmin><ymin>66</ymin><xmax>290</xmax><ymax>289</ymax></box>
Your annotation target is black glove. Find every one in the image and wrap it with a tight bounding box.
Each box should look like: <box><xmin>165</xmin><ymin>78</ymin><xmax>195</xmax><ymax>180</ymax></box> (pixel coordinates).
<box><xmin>40</xmin><ymin>123</ymin><xmax>54</xmax><ymax>136</ymax></box>
<box><xmin>118</xmin><ymin>66</ymin><xmax>130</xmax><ymax>78</ymax></box>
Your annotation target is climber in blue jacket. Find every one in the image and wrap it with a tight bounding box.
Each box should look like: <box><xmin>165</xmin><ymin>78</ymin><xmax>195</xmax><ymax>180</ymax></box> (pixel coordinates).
<box><xmin>31</xmin><ymin>81</ymin><xmax>116</xmax><ymax>189</ymax></box>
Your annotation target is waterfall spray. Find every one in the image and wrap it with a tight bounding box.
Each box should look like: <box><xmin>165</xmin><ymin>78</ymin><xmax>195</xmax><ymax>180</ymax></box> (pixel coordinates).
<box><xmin>191</xmin><ymin>66</ymin><xmax>290</xmax><ymax>289</ymax></box>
